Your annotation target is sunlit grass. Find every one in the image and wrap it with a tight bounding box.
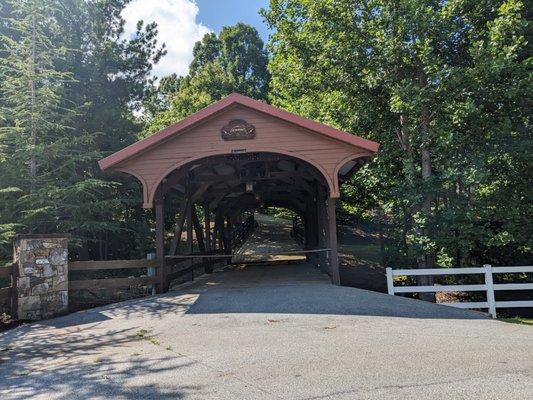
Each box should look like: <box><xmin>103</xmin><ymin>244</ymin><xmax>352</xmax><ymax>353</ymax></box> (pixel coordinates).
<box><xmin>499</xmin><ymin>317</ymin><xmax>533</xmax><ymax>326</ymax></box>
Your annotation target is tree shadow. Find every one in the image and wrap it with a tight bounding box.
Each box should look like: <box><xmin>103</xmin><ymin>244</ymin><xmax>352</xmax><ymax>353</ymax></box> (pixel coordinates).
<box><xmin>57</xmin><ymin>262</ymin><xmax>488</xmax><ymax>321</ymax></box>
<box><xmin>0</xmin><ymin>324</ymin><xmax>200</xmax><ymax>399</ymax></box>
<box><xmin>179</xmin><ymin>264</ymin><xmax>488</xmax><ymax>320</ymax></box>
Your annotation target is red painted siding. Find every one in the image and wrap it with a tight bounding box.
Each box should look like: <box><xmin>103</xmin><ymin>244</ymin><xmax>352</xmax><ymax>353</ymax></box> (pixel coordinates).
<box><xmin>112</xmin><ymin>105</ymin><xmax>372</xmax><ymax>207</ymax></box>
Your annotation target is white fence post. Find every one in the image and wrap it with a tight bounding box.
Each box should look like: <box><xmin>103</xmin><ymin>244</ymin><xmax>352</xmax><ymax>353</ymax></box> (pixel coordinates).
<box><xmin>386</xmin><ymin>267</ymin><xmax>394</xmax><ymax>295</ymax></box>
<box><xmin>386</xmin><ymin>265</ymin><xmax>533</xmax><ymax>314</ymax></box>
<box><xmin>483</xmin><ymin>264</ymin><xmax>497</xmax><ymax>318</ymax></box>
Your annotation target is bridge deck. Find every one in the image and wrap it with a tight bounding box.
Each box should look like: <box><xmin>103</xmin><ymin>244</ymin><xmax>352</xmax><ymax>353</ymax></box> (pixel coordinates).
<box><xmin>232</xmin><ymin>213</ymin><xmax>306</xmax><ymax>263</ymax></box>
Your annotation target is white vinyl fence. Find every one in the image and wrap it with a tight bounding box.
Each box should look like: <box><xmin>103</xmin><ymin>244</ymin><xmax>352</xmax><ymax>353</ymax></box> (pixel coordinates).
<box><xmin>386</xmin><ymin>265</ymin><xmax>533</xmax><ymax>318</ymax></box>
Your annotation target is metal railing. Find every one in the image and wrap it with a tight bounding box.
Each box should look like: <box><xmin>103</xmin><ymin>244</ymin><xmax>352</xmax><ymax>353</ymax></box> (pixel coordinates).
<box><xmin>386</xmin><ymin>265</ymin><xmax>533</xmax><ymax>318</ymax></box>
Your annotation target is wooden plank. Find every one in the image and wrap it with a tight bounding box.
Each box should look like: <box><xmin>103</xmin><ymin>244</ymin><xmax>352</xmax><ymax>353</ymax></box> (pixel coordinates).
<box><xmin>393</xmin><ymin>284</ymin><xmax>487</xmax><ymax>293</ymax></box>
<box><xmin>165</xmin><ymin>248</ymin><xmax>331</xmax><ymax>259</ymax></box>
<box><xmin>69</xmin><ymin>276</ymin><xmax>159</xmax><ymax>290</ymax></box>
<box><xmin>69</xmin><ymin>259</ymin><xmax>158</xmax><ymax>271</ymax></box>
<box><xmin>391</xmin><ymin>267</ymin><xmax>485</xmax><ymax>276</ymax></box>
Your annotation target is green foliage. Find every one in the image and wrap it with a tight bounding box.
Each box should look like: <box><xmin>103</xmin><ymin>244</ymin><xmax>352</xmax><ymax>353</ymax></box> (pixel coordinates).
<box><xmin>0</xmin><ymin>0</ymin><xmax>530</xmax><ymax>275</ymax></box>
<box><xmin>0</xmin><ymin>0</ymin><xmax>164</xmax><ymax>260</ymax></box>
<box><xmin>500</xmin><ymin>317</ymin><xmax>533</xmax><ymax>326</ymax></box>
<box><xmin>264</xmin><ymin>0</ymin><xmax>532</xmax><ymax>268</ymax></box>
<box><xmin>145</xmin><ymin>23</ymin><xmax>269</xmax><ymax>135</ymax></box>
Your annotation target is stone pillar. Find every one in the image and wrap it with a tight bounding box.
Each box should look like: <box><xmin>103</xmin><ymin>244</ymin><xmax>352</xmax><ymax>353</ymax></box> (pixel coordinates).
<box><xmin>14</xmin><ymin>234</ymin><xmax>69</xmax><ymax>320</ymax></box>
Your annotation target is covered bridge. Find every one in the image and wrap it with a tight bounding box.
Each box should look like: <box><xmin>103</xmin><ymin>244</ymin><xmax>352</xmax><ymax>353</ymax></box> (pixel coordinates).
<box><xmin>99</xmin><ymin>93</ymin><xmax>379</xmax><ymax>291</ymax></box>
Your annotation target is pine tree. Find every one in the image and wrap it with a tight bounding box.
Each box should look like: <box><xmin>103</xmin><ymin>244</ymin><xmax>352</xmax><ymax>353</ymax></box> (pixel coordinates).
<box><xmin>0</xmin><ymin>0</ymin><xmax>165</xmax><ymax>259</ymax></box>
<box><xmin>0</xmin><ymin>0</ymin><xmax>73</xmax><ymax>193</ymax></box>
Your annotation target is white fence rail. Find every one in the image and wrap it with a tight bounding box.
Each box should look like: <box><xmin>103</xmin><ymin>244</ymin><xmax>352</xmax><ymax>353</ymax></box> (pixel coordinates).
<box><xmin>386</xmin><ymin>265</ymin><xmax>533</xmax><ymax>318</ymax></box>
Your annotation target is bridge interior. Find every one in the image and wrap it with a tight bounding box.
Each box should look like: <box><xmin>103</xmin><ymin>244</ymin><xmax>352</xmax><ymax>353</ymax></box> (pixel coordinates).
<box><xmin>232</xmin><ymin>212</ymin><xmax>306</xmax><ymax>263</ymax></box>
<box><xmin>155</xmin><ymin>151</ymin><xmax>363</xmax><ymax>291</ymax></box>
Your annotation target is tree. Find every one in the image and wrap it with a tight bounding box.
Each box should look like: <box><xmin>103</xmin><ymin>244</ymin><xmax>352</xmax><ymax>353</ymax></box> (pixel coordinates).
<box><xmin>0</xmin><ymin>0</ymin><xmax>165</xmax><ymax>260</ymax></box>
<box><xmin>263</xmin><ymin>0</ymin><xmax>532</xmax><ymax>280</ymax></box>
<box><xmin>145</xmin><ymin>23</ymin><xmax>269</xmax><ymax>134</ymax></box>
<box><xmin>0</xmin><ymin>0</ymin><xmax>73</xmax><ymax>193</ymax></box>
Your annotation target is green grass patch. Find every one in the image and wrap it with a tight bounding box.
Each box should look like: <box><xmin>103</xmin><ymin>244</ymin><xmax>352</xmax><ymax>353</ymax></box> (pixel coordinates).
<box><xmin>499</xmin><ymin>317</ymin><xmax>533</xmax><ymax>326</ymax></box>
<box><xmin>135</xmin><ymin>329</ymin><xmax>161</xmax><ymax>345</ymax></box>
<box><xmin>135</xmin><ymin>329</ymin><xmax>148</xmax><ymax>338</ymax></box>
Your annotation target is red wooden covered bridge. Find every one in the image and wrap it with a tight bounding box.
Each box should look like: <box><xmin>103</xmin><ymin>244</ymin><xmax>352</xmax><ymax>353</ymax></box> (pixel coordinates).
<box><xmin>99</xmin><ymin>93</ymin><xmax>379</xmax><ymax>291</ymax></box>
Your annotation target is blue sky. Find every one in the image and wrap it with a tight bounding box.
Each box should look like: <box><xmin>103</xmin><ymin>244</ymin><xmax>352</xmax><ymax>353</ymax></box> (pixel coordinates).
<box><xmin>196</xmin><ymin>0</ymin><xmax>270</xmax><ymax>42</ymax></box>
<box><xmin>122</xmin><ymin>0</ymin><xmax>270</xmax><ymax>79</ymax></box>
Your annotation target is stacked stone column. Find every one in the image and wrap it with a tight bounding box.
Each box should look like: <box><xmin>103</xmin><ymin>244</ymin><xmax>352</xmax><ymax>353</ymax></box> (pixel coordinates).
<box><xmin>14</xmin><ymin>235</ymin><xmax>69</xmax><ymax>320</ymax></box>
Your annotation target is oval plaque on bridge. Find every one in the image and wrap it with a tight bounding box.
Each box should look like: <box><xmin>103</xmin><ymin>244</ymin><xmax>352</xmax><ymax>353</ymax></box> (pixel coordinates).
<box><xmin>221</xmin><ymin>119</ymin><xmax>256</xmax><ymax>140</ymax></box>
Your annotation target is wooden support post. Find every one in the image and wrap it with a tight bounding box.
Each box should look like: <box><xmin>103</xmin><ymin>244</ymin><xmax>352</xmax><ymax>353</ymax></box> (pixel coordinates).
<box><xmin>327</xmin><ymin>197</ymin><xmax>340</xmax><ymax>285</ymax></box>
<box><xmin>226</xmin><ymin>216</ymin><xmax>233</xmax><ymax>255</ymax></box>
<box><xmin>204</xmin><ymin>204</ymin><xmax>213</xmax><ymax>273</ymax></box>
<box><xmin>213</xmin><ymin>215</ymin><xmax>219</xmax><ymax>252</ymax></box>
<box><xmin>169</xmin><ymin>196</ymin><xmax>189</xmax><ymax>256</ymax></box>
<box><xmin>191</xmin><ymin>206</ymin><xmax>206</xmax><ymax>253</ymax></box>
<box><xmin>155</xmin><ymin>195</ymin><xmax>166</xmax><ymax>292</ymax></box>
<box><xmin>316</xmin><ymin>184</ymin><xmax>328</xmax><ymax>273</ymax></box>
<box><xmin>205</xmin><ymin>205</ymin><xmax>211</xmax><ymax>252</ymax></box>
<box><xmin>186</xmin><ymin>199</ymin><xmax>193</xmax><ymax>254</ymax></box>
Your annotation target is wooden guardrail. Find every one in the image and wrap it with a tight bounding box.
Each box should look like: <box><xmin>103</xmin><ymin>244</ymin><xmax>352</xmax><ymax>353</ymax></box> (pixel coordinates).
<box><xmin>386</xmin><ymin>265</ymin><xmax>533</xmax><ymax>318</ymax></box>
<box><xmin>291</xmin><ymin>215</ymin><xmax>305</xmax><ymax>245</ymax></box>
<box><xmin>230</xmin><ymin>213</ymin><xmax>256</xmax><ymax>251</ymax></box>
<box><xmin>69</xmin><ymin>259</ymin><xmax>159</xmax><ymax>290</ymax></box>
<box><xmin>165</xmin><ymin>254</ymin><xmax>229</xmax><ymax>282</ymax></box>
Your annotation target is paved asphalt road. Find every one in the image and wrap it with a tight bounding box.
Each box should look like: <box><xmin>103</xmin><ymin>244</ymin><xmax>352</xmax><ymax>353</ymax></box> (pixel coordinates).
<box><xmin>1</xmin><ymin>263</ymin><xmax>532</xmax><ymax>400</ymax></box>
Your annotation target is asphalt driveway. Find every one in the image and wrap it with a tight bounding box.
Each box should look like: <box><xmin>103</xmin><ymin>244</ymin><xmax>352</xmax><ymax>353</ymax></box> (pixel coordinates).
<box><xmin>1</xmin><ymin>263</ymin><xmax>532</xmax><ymax>399</ymax></box>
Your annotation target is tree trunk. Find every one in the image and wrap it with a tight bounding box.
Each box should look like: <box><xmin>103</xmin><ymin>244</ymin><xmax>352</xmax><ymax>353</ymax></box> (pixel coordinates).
<box><xmin>399</xmin><ymin>109</ymin><xmax>435</xmax><ymax>302</ymax></box>
<box><xmin>416</xmin><ymin>86</ymin><xmax>436</xmax><ymax>302</ymax></box>
<box><xmin>29</xmin><ymin>12</ymin><xmax>37</xmax><ymax>194</ymax></box>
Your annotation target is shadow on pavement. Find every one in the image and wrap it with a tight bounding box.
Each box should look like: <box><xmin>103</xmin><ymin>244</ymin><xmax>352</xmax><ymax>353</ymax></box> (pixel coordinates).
<box><xmin>0</xmin><ymin>324</ymin><xmax>199</xmax><ymax>399</ymax></box>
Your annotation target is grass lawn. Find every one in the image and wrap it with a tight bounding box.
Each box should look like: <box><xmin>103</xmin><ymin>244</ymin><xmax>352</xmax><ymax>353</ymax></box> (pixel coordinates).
<box><xmin>499</xmin><ymin>317</ymin><xmax>533</xmax><ymax>326</ymax></box>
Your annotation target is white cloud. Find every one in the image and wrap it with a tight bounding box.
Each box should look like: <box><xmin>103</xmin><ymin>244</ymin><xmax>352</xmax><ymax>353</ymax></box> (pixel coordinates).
<box><xmin>122</xmin><ymin>0</ymin><xmax>211</xmax><ymax>79</ymax></box>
